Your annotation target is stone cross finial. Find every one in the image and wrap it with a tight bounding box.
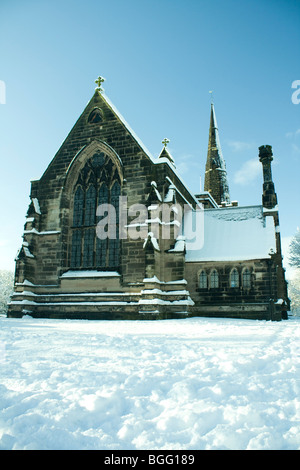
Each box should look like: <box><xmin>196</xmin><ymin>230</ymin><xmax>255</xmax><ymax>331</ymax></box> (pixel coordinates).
<box><xmin>95</xmin><ymin>76</ymin><xmax>105</xmax><ymax>93</ymax></box>
<box><xmin>162</xmin><ymin>138</ymin><xmax>170</xmax><ymax>148</ymax></box>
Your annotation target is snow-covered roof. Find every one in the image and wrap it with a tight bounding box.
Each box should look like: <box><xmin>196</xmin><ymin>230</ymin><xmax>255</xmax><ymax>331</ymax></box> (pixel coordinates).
<box><xmin>184</xmin><ymin>205</ymin><xmax>276</xmax><ymax>262</ymax></box>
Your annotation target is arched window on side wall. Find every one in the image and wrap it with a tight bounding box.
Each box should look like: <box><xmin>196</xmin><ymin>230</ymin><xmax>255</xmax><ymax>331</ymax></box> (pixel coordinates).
<box><xmin>230</xmin><ymin>268</ymin><xmax>239</xmax><ymax>288</ymax></box>
<box><xmin>199</xmin><ymin>270</ymin><xmax>208</xmax><ymax>289</ymax></box>
<box><xmin>210</xmin><ymin>269</ymin><xmax>219</xmax><ymax>288</ymax></box>
<box><xmin>242</xmin><ymin>268</ymin><xmax>251</xmax><ymax>288</ymax></box>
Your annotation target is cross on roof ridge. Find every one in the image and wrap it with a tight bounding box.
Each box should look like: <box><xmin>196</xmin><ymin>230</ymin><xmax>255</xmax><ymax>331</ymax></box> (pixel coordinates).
<box><xmin>95</xmin><ymin>76</ymin><xmax>105</xmax><ymax>92</ymax></box>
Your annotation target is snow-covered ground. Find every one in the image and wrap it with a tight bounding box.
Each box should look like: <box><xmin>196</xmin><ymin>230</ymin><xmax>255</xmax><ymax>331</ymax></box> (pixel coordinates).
<box><xmin>0</xmin><ymin>315</ymin><xmax>299</xmax><ymax>450</ymax></box>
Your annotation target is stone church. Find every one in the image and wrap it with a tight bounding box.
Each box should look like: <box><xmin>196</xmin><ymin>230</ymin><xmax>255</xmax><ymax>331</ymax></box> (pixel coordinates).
<box><xmin>8</xmin><ymin>78</ymin><xmax>290</xmax><ymax>320</ymax></box>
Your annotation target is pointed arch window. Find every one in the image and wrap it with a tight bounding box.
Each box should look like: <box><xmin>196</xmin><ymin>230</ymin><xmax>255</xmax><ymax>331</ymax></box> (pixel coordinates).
<box><xmin>242</xmin><ymin>268</ymin><xmax>251</xmax><ymax>288</ymax></box>
<box><xmin>210</xmin><ymin>269</ymin><xmax>219</xmax><ymax>288</ymax></box>
<box><xmin>230</xmin><ymin>268</ymin><xmax>239</xmax><ymax>288</ymax></box>
<box><xmin>88</xmin><ymin>107</ymin><xmax>103</xmax><ymax>123</ymax></box>
<box><xmin>70</xmin><ymin>152</ymin><xmax>121</xmax><ymax>271</ymax></box>
<box><xmin>199</xmin><ymin>270</ymin><xmax>208</xmax><ymax>289</ymax></box>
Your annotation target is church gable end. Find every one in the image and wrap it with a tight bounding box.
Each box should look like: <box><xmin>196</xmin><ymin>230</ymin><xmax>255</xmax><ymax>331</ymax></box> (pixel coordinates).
<box><xmin>8</xmin><ymin>78</ymin><xmax>289</xmax><ymax>321</ymax></box>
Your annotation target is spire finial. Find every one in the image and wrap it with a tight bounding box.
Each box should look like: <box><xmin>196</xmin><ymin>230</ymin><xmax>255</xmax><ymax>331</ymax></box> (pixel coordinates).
<box><xmin>95</xmin><ymin>76</ymin><xmax>105</xmax><ymax>93</ymax></box>
<box><xmin>162</xmin><ymin>138</ymin><xmax>170</xmax><ymax>148</ymax></box>
<box><xmin>209</xmin><ymin>90</ymin><xmax>214</xmax><ymax>105</ymax></box>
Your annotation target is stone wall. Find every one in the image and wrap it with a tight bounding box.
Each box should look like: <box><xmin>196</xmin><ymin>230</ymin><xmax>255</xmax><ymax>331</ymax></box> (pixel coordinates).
<box><xmin>185</xmin><ymin>258</ymin><xmax>283</xmax><ymax>320</ymax></box>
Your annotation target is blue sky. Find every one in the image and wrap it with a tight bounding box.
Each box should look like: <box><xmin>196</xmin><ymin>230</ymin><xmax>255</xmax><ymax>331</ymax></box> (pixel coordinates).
<box><xmin>0</xmin><ymin>0</ymin><xmax>299</xmax><ymax>276</ymax></box>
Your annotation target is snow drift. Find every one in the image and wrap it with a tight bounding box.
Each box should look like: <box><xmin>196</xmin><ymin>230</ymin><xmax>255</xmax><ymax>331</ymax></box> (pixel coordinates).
<box><xmin>0</xmin><ymin>316</ymin><xmax>299</xmax><ymax>450</ymax></box>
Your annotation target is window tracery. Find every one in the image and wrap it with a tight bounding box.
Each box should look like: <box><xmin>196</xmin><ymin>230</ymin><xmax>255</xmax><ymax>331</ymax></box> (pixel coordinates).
<box><xmin>70</xmin><ymin>152</ymin><xmax>121</xmax><ymax>270</ymax></box>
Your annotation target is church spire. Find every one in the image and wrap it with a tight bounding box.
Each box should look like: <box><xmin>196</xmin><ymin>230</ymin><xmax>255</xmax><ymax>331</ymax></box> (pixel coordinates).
<box><xmin>204</xmin><ymin>102</ymin><xmax>230</xmax><ymax>206</ymax></box>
